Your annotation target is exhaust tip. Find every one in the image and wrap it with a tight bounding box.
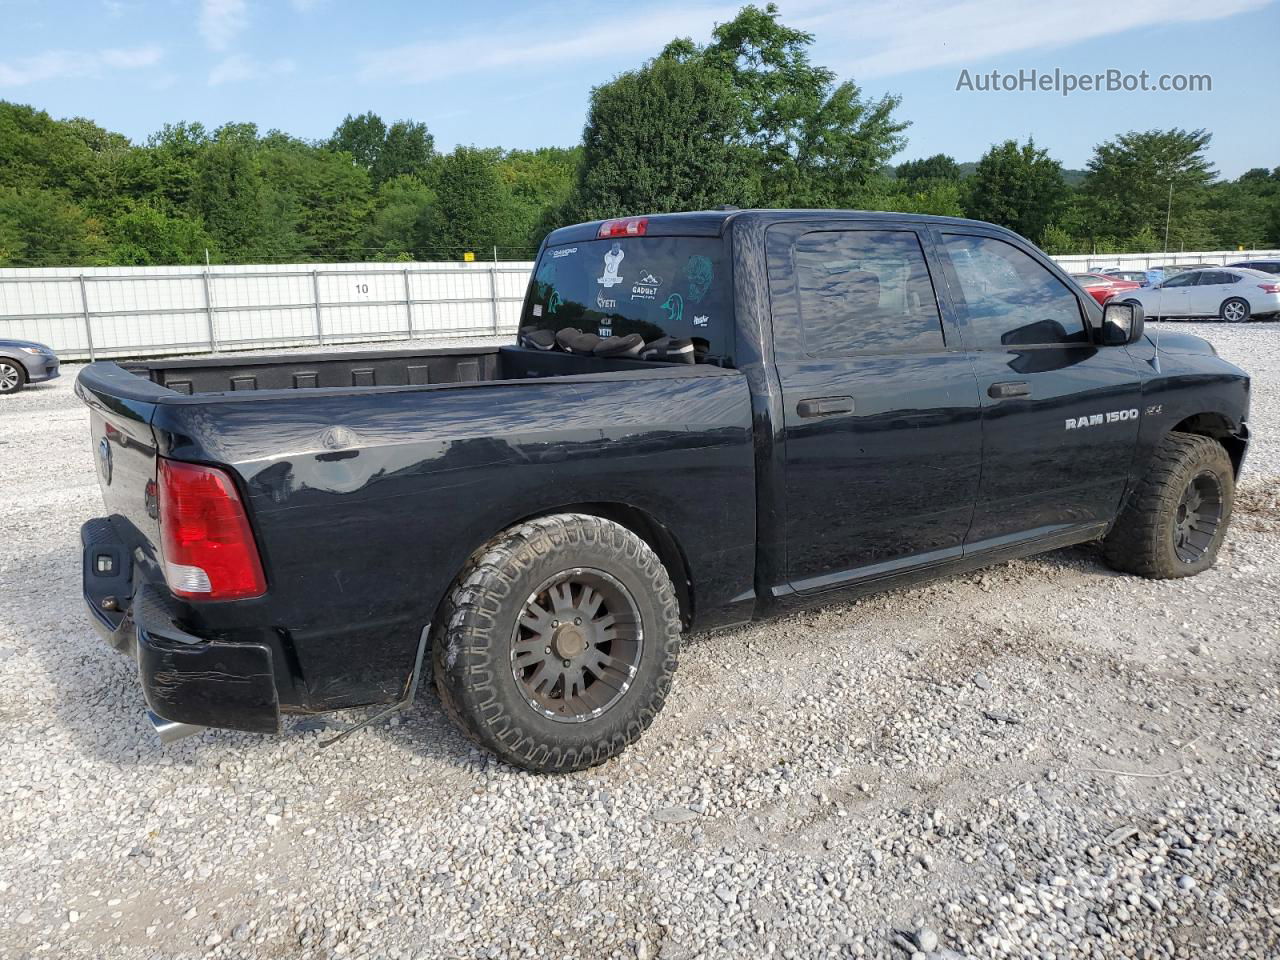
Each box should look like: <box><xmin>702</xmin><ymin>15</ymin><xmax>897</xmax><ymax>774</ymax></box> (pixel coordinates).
<box><xmin>146</xmin><ymin>710</ymin><xmax>206</xmax><ymax>745</ymax></box>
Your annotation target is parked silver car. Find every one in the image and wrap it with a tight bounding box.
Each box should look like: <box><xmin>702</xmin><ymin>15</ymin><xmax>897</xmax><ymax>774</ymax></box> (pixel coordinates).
<box><xmin>1117</xmin><ymin>267</ymin><xmax>1280</xmax><ymax>323</ymax></box>
<box><xmin>0</xmin><ymin>339</ymin><xmax>60</xmax><ymax>394</ymax></box>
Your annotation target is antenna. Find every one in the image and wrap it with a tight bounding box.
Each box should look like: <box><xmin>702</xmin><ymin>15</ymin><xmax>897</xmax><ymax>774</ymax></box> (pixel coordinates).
<box><xmin>1148</xmin><ymin>178</ymin><xmax>1174</xmax><ymax>373</ymax></box>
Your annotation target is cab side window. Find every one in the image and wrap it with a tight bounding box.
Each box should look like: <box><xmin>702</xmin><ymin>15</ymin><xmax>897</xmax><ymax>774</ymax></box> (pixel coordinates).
<box><xmin>942</xmin><ymin>234</ymin><xmax>1088</xmax><ymax>349</ymax></box>
<box><xmin>794</xmin><ymin>230</ymin><xmax>945</xmax><ymax>356</ymax></box>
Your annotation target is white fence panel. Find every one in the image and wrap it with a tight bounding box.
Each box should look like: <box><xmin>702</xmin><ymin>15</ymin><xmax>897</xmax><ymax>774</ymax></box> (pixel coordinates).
<box><xmin>0</xmin><ymin>261</ymin><xmax>536</xmax><ymax>361</ymax></box>
<box><xmin>1053</xmin><ymin>249</ymin><xmax>1280</xmax><ymax>272</ymax></box>
<box><xmin>4</xmin><ymin>249</ymin><xmax>1278</xmax><ymax>361</ymax></box>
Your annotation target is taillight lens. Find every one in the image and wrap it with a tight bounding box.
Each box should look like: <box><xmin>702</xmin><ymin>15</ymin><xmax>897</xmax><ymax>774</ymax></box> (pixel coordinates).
<box><xmin>158</xmin><ymin>459</ymin><xmax>266</xmax><ymax>601</ymax></box>
<box><xmin>1259</xmin><ymin>283</ymin><xmax>1280</xmax><ymax>294</ymax></box>
<box><xmin>597</xmin><ymin>217</ymin><xmax>648</xmax><ymax>238</ymax></box>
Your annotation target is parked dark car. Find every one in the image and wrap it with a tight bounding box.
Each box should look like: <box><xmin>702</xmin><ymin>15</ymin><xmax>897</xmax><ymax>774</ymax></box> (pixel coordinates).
<box><xmin>76</xmin><ymin>210</ymin><xmax>1251</xmax><ymax>773</ymax></box>
<box><xmin>1227</xmin><ymin>259</ymin><xmax>1280</xmax><ymax>276</ymax></box>
<box><xmin>0</xmin><ymin>338</ymin><xmax>59</xmax><ymax>394</ymax></box>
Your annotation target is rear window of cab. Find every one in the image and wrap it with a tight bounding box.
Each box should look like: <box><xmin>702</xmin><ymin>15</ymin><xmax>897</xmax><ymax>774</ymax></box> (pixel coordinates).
<box><xmin>521</xmin><ymin>236</ymin><xmax>731</xmax><ymax>362</ymax></box>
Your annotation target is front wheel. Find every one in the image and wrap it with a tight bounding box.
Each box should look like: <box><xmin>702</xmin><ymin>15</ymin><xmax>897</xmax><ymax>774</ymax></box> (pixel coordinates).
<box><xmin>1220</xmin><ymin>298</ymin><xmax>1250</xmax><ymax>323</ymax></box>
<box><xmin>1103</xmin><ymin>432</ymin><xmax>1234</xmax><ymax>578</ymax></box>
<box><xmin>0</xmin><ymin>360</ymin><xmax>26</xmax><ymax>395</ymax></box>
<box><xmin>433</xmin><ymin>514</ymin><xmax>681</xmax><ymax>773</ymax></box>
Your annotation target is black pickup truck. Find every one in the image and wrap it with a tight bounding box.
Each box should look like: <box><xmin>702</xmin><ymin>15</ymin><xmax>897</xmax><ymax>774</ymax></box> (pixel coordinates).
<box><xmin>77</xmin><ymin>210</ymin><xmax>1251</xmax><ymax>772</ymax></box>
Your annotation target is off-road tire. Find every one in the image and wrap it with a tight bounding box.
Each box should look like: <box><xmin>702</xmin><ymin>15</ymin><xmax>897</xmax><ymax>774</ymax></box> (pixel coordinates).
<box><xmin>1103</xmin><ymin>431</ymin><xmax>1234</xmax><ymax>578</ymax></box>
<box><xmin>433</xmin><ymin>513</ymin><xmax>681</xmax><ymax>773</ymax></box>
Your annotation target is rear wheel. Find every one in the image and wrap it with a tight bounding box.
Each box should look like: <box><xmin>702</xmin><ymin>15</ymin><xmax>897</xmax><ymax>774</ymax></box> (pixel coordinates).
<box><xmin>433</xmin><ymin>513</ymin><xmax>681</xmax><ymax>773</ymax></box>
<box><xmin>1220</xmin><ymin>297</ymin><xmax>1250</xmax><ymax>323</ymax></box>
<box><xmin>0</xmin><ymin>360</ymin><xmax>25</xmax><ymax>395</ymax></box>
<box><xmin>1103</xmin><ymin>432</ymin><xmax>1233</xmax><ymax>578</ymax></box>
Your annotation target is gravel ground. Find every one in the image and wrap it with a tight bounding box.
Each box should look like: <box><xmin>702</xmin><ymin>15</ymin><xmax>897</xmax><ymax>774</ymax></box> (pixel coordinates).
<box><xmin>1</xmin><ymin>323</ymin><xmax>1278</xmax><ymax>960</ymax></box>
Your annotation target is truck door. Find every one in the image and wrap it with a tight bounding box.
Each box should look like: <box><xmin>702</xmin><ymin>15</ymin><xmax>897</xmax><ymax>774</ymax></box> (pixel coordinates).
<box><xmin>765</xmin><ymin>222</ymin><xmax>983</xmax><ymax>593</ymax></box>
<box><xmin>933</xmin><ymin>229</ymin><xmax>1143</xmax><ymax>549</ymax></box>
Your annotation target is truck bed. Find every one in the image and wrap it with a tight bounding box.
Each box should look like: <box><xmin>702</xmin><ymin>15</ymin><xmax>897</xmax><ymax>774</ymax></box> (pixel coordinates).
<box><xmin>123</xmin><ymin>344</ymin><xmax>673</xmax><ymax>396</ymax></box>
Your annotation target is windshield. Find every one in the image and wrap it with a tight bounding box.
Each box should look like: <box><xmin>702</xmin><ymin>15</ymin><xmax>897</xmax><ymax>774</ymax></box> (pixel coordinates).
<box><xmin>520</xmin><ymin>235</ymin><xmax>732</xmax><ymax>362</ymax></box>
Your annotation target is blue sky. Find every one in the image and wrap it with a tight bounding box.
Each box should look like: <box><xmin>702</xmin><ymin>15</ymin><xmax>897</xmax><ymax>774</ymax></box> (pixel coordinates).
<box><xmin>1</xmin><ymin>0</ymin><xmax>1277</xmax><ymax>177</ymax></box>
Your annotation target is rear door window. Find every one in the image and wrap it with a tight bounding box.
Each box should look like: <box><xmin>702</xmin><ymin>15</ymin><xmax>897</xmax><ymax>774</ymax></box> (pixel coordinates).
<box><xmin>522</xmin><ymin>236</ymin><xmax>730</xmax><ymax>360</ymax></box>
<box><xmin>793</xmin><ymin>229</ymin><xmax>945</xmax><ymax>355</ymax></box>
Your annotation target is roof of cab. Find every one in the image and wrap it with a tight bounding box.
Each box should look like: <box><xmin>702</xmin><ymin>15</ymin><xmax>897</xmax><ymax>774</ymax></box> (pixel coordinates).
<box><xmin>543</xmin><ymin>208</ymin><xmax>1021</xmax><ymax>246</ymax></box>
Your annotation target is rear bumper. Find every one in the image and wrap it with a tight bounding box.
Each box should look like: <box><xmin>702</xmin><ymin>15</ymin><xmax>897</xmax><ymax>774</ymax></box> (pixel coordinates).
<box><xmin>81</xmin><ymin>518</ymin><xmax>281</xmax><ymax>735</ymax></box>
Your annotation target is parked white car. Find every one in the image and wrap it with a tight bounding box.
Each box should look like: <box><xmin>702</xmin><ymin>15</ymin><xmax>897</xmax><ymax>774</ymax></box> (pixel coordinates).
<box><xmin>1117</xmin><ymin>267</ymin><xmax>1280</xmax><ymax>323</ymax></box>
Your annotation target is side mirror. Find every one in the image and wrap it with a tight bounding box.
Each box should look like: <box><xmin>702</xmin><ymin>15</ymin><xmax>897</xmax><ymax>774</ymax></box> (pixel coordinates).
<box><xmin>1101</xmin><ymin>300</ymin><xmax>1144</xmax><ymax>345</ymax></box>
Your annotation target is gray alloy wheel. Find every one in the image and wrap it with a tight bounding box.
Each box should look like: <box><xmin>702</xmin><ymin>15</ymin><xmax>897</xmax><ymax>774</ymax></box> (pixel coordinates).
<box><xmin>0</xmin><ymin>360</ymin><xmax>25</xmax><ymax>395</ymax></box>
<box><xmin>433</xmin><ymin>513</ymin><xmax>682</xmax><ymax>773</ymax></box>
<box><xmin>1220</xmin><ymin>297</ymin><xmax>1250</xmax><ymax>323</ymax></box>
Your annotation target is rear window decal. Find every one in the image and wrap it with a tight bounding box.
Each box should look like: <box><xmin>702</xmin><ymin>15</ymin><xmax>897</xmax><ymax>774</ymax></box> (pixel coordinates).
<box><xmin>661</xmin><ymin>293</ymin><xmax>684</xmax><ymax>325</ymax></box>
<box><xmin>631</xmin><ymin>271</ymin><xmax>663</xmax><ymax>301</ymax></box>
<box><xmin>598</xmin><ymin>244</ymin><xmax>625</xmax><ymax>287</ymax></box>
<box><xmin>685</xmin><ymin>255</ymin><xmax>713</xmax><ymax>302</ymax></box>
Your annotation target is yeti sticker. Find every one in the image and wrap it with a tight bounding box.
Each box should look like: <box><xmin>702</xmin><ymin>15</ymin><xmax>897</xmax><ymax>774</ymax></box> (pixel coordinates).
<box><xmin>1065</xmin><ymin>408</ymin><xmax>1139</xmax><ymax>430</ymax></box>
<box><xmin>598</xmin><ymin>243</ymin><xmax>625</xmax><ymax>287</ymax></box>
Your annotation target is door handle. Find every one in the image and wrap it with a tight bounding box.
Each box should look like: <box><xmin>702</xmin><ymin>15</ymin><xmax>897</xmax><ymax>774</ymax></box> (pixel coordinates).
<box><xmin>987</xmin><ymin>381</ymin><xmax>1031</xmax><ymax>399</ymax></box>
<box><xmin>796</xmin><ymin>396</ymin><xmax>855</xmax><ymax>418</ymax></box>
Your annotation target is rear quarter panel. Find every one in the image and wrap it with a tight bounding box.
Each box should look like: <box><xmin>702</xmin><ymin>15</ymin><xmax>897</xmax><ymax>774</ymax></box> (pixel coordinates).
<box><xmin>149</xmin><ymin>368</ymin><xmax>756</xmax><ymax>709</ymax></box>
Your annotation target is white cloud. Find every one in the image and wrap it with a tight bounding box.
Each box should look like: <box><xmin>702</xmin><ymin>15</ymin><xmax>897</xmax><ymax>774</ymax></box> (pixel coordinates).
<box><xmin>208</xmin><ymin>54</ymin><xmax>295</xmax><ymax>86</ymax></box>
<box><xmin>356</xmin><ymin>0</ymin><xmax>1271</xmax><ymax>87</ymax></box>
<box><xmin>199</xmin><ymin>0</ymin><xmax>248</xmax><ymax>51</ymax></box>
<box><xmin>101</xmin><ymin>46</ymin><xmax>165</xmax><ymax>69</ymax></box>
<box><xmin>358</xmin><ymin>3</ymin><xmax>739</xmax><ymax>84</ymax></box>
<box><xmin>787</xmin><ymin>0</ymin><xmax>1273</xmax><ymax>78</ymax></box>
<box><xmin>0</xmin><ymin>46</ymin><xmax>164</xmax><ymax>87</ymax></box>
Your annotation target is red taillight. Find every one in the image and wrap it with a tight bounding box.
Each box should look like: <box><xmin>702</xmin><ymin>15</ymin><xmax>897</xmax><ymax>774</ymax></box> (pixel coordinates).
<box><xmin>597</xmin><ymin>217</ymin><xmax>648</xmax><ymax>238</ymax></box>
<box><xmin>158</xmin><ymin>459</ymin><xmax>266</xmax><ymax>601</ymax></box>
<box><xmin>1259</xmin><ymin>283</ymin><xmax>1280</xmax><ymax>294</ymax></box>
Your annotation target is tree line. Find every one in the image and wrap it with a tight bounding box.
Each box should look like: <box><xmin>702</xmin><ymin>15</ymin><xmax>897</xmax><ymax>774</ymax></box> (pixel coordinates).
<box><xmin>1</xmin><ymin>3</ymin><xmax>1276</xmax><ymax>268</ymax></box>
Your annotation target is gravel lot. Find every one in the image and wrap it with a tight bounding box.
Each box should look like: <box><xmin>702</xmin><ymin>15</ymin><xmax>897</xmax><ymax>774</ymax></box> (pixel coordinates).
<box><xmin>2</xmin><ymin>323</ymin><xmax>1278</xmax><ymax>960</ymax></box>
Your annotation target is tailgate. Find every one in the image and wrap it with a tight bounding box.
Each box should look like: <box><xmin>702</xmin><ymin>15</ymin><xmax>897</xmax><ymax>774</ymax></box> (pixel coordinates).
<box><xmin>75</xmin><ymin>362</ymin><xmax>169</xmax><ymax>559</ymax></box>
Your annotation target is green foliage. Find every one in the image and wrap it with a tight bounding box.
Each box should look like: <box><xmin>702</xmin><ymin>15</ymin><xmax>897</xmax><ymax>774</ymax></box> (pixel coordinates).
<box><xmin>857</xmin><ymin>176</ymin><xmax>964</xmax><ymax>217</ymax></box>
<box><xmin>429</xmin><ymin>146</ymin><xmax>514</xmax><ymax>257</ymax></box>
<box><xmin>497</xmin><ymin>147</ymin><xmax>581</xmax><ymax>248</ymax></box>
<box><xmin>895</xmin><ymin>154</ymin><xmax>961</xmax><ymax>187</ymax></box>
<box><xmin>1082</xmin><ymin>128</ymin><xmax>1215</xmax><ymax>249</ymax></box>
<box><xmin>107</xmin><ymin>202</ymin><xmax>214</xmax><ymax>265</ymax></box>
<box><xmin>327</xmin><ymin>112</ymin><xmax>434</xmax><ymax>186</ymax></box>
<box><xmin>569</xmin><ymin>56</ymin><xmax>757</xmax><ymax>220</ymax></box>
<box><xmin>364</xmin><ymin>175</ymin><xmax>439</xmax><ymax>260</ymax></box>
<box><xmin>1</xmin><ymin>16</ymin><xmax>1277</xmax><ymax>270</ymax></box>
<box><xmin>652</xmin><ymin>2</ymin><xmax>908</xmax><ymax>207</ymax></box>
<box><xmin>964</xmin><ymin>138</ymin><xmax>1066</xmax><ymax>243</ymax></box>
<box><xmin>0</xmin><ymin>185</ymin><xmax>106</xmax><ymax>265</ymax></box>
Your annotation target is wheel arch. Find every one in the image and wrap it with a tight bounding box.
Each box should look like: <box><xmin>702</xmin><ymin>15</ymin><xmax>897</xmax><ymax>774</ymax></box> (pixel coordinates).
<box><xmin>516</xmin><ymin>502</ymin><xmax>695</xmax><ymax>631</ymax></box>
<box><xmin>430</xmin><ymin>501</ymin><xmax>696</xmax><ymax>636</ymax></box>
<box><xmin>1170</xmin><ymin>413</ymin><xmax>1246</xmax><ymax>477</ymax></box>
